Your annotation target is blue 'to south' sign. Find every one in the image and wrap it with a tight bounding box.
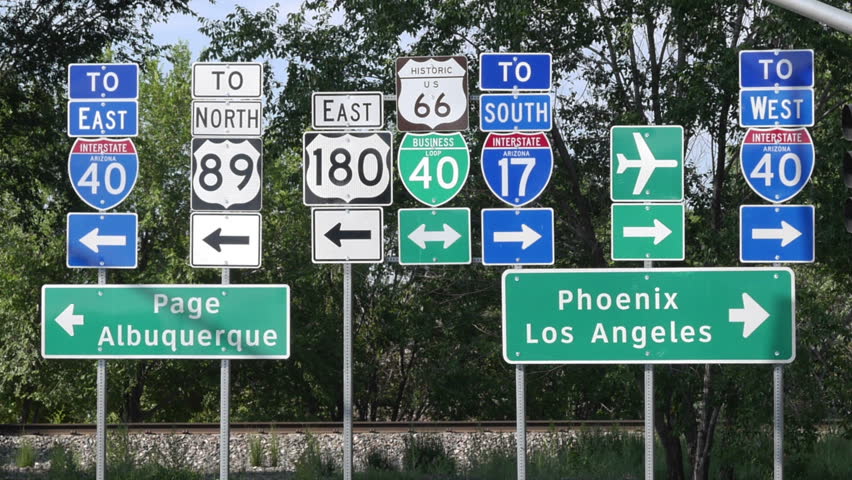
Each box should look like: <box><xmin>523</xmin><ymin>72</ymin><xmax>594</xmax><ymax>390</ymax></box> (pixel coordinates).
<box><xmin>481</xmin><ymin>132</ymin><xmax>553</xmax><ymax>206</ymax></box>
<box><xmin>740</xmin><ymin>128</ymin><xmax>813</xmax><ymax>203</ymax></box>
<box><xmin>479</xmin><ymin>53</ymin><xmax>552</xmax><ymax>91</ymax></box>
<box><xmin>69</xmin><ymin>138</ymin><xmax>138</xmax><ymax>210</ymax></box>
<box><xmin>68</xmin><ymin>63</ymin><xmax>139</xmax><ymax>99</ymax></box>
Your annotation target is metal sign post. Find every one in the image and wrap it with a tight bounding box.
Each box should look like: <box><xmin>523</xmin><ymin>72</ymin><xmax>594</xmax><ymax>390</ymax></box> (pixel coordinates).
<box><xmin>343</xmin><ymin>263</ymin><xmax>353</xmax><ymax>479</ymax></box>
<box><xmin>513</xmin><ymin>264</ymin><xmax>526</xmax><ymax>480</ymax></box>
<box><xmin>220</xmin><ymin>268</ymin><xmax>230</xmax><ymax>480</ymax></box>
<box><xmin>643</xmin><ymin>260</ymin><xmax>654</xmax><ymax>480</ymax></box>
<box><xmin>774</xmin><ymin>365</ymin><xmax>783</xmax><ymax>479</ymax></box>
<box><xmin>96</xmin><ymin>268</ymin><xmax>106</xmax><ymax>480</ymax></box>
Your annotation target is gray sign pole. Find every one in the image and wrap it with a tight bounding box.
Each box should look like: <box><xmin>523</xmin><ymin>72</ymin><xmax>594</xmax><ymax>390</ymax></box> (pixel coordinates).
<box><xmin>96</xmin><ymin>268</ymin><xmax>107</xmax><ymax>480</ymax></box>
<box><xmin>220</xmin><ymin>268</ymin><xmax>231</xmax><ymax>480</ymax></box>
<box><xmin>343</xmin><ymin>263</ymin><xmax>353</xmax><ymax>479</ymax></box>
<box><xmin>773</xmin><ymin>262</ymin><xmax>783</xmax><ymax>480</ymax></box>
<box><xmin>516</xmin><ymin>364</ymin><xmax>526</xmax><ymax>479</ymax></box>
<box><xmin>774</xmin><ymin>365</ymin><xmax>784</xmax><ymax>479</ymax></box>
<box><xmin>643</xmin><ymin>259</ymin><xmax>654</xmax><ymax>480</ymax></box>
<box><xmin>513</xmin><ymin>264</ymin><xmax>526</xmax><ymax>480</ymax></box>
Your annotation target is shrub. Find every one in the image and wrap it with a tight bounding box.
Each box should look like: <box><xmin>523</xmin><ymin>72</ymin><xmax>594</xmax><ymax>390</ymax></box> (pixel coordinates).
<box><xmin>15</xmin><ymin>439</ymin><xmax>37</xmax><ymax>467</ymax></box>
<box><xmin>248</xmin><ymin>434</ymin><xmax>265</xmax><ymax>467</ymax></box>
<box><xmin>365</xmin><ymin>445</ymin><xmax>397</xmax><ymax>472</ymax></box>
<box><xmin>293</xmin><ymin>434</ymin><xmax>337</xmax><ymax>479</ymax></box>
<box><xmin>269</xmin><ymin>429</ymin><xmax>280</xmax><ymax>467</ymax></box>
<box><xmin>401</xmin><ymin>434</ymin><xmax>456</xmax><ymax>475</ymax></box>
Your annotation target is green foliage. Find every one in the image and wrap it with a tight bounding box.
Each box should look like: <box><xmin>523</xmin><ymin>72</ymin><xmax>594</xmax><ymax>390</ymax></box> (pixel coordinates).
<box><xmin>401</xmin><ymin>434</ymin><xmax>456</xmax><ymax>475</ymax></box>
<box><xmin>47</xmin><ymin>444</ymin><xmax>83</xmax><ymax>480</ymax></box>
<box><xmin>269</xmin><ymin>429</ymin><xmax>281</xmax><ymax>467</ymax></box>
<box><xmin>365</xmin><ymin>445</ymin><xmax>397</xmax><ymax>472</ymax></box>
<box><xmin>107</xmin><ymin>426</ymin><xmax>135</xmax><ymax>474</ymax></box>
<box><xmin>248</xmin><ymin>434</ymin><xmax>265</xmax><ymax>467</ymax></box>
<box><xmin>293</xmin><ymin>434</ymin><xmax>338</xmax><ymax>479</ymax></box>
<box><xmin>15</xmin><ymin>438</ymin><xmax>37</xmax><ymax>467</ymax></box>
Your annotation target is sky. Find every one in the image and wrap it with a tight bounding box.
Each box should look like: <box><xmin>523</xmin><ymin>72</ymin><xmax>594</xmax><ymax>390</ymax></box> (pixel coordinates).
<box><xmin>150</xmin><ymin>0</ymin><xmax>298</xmax><ymax>66</ymax></box>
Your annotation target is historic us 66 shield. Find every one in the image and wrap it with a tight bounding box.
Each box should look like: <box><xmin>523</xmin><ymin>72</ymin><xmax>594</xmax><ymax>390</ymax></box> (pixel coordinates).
<box><xmin>395</xmin><ymin>56</ymin><xmax>468</xmax><ymax>132</ymax></box>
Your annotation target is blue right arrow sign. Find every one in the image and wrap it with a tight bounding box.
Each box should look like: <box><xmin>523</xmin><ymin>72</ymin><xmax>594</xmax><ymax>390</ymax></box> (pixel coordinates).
<box><xmin>740</xmin><ymin>205</ymin><xmax>814</xmax><ymax>263</ymax></box>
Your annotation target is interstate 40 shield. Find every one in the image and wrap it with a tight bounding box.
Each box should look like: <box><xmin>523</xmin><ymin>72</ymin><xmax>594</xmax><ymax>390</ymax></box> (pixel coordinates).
<box><xmin>740</xmin><ymin>128</ymin><xmax>814</xmax><ymax>203</ymax></box>
<box><xmin>68</xmin><ymin>138</ymin><xmax>138</xmax><ymax>210</ymax></box>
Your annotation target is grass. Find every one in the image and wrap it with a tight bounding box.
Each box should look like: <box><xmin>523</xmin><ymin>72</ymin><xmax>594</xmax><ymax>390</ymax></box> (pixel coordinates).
<box><xmin>248</xmin><ymin>434</ymin><xmax>264</xmax><ymax>467</ymax></box>
<box><xmin>15</xmin><ymin>439</ymin><xmax>37</xmax><ymax>467</ymax></box>
<box><xmin>10</xmin><ymin>430</ymin><xmax>850</xmax><ymax>479</ymax></box>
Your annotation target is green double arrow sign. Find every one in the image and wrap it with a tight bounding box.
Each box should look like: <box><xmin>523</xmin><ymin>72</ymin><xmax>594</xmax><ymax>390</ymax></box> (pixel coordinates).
<box><xmin>503</xmin><ymin>268</ymin><xmax>794</xmax><ymax>364</ymax></box>
<box><xmin>398</xmin><ymin>208</ymin><xmax>471</xmax><ymax>264</ymax></box>
<box><xmin>42</xmin><ymin>285</ymin><xmax>290</xmax><ymax>359</ymax></box>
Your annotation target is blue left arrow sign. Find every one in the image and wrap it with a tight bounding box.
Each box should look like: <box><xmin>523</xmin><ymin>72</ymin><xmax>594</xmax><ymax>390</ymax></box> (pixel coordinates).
<box><xmin>67</xmin><ymin>213</ymin><xmax>138</xmax><ymax>268</ymax></box>
<box><xmin>740</xmin><ymin>205</ymin><xmax>814</xmax><ymax>263</ymax></box>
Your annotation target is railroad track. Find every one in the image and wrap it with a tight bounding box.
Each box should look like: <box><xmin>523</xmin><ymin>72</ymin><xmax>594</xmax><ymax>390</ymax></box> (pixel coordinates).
<box><xmin>0</xmin><ymin>420</ymin><xmax>643</xmax><ymax>436</ymax></box>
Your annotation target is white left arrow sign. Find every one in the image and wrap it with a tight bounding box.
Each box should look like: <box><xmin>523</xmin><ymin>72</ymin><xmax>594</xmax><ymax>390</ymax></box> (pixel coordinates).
<box><xmin>751</xmin><ymin>221</ymin><xmax>802</xmax><ymax>247</ymax></box>
<box><xmin>408</xmin><ymin>224</ymin><xmax>461</xmax><ymax>249</ymax></box>
<box><xmin>55</xmin><ymin>304</ymin><xmax>85</xmax><ymax>336</ymax></box>
<box><xmin>79</xmin><ymin>228</ymin><xmax>126</xmax><ymax>253</ymax></box>
<box><xmin>728</xmin><ymin>293</ymin><xmax>770</xmax><ymax>338</ymax></box>
<box><xmin>622</xmin><ymin>218</ymin><xmax>672</xmax><ymax>245</ymax></box>
<box><xmin>493</xmin><ymin>224</ymin><xmax>542</xmax><ymax>250</ymax></box>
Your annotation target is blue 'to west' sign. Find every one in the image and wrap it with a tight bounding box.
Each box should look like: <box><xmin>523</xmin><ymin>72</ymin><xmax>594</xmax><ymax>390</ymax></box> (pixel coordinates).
<box><xmin>739</xmin><ymin>50</ymin><xmax>814</xmax><ymax>88</ymax></box>
<box><xmin>68</xmin><ymin>138</ymin><xmax>138</xmax><ymax>210</ymax></box>
<box><xmin>481</xmin><ymin>132</ymin><xmax>553</xmax><ymax>206</ymax></box>
<box><xmin>740</xmin><ymin>128</ymin><xmax>813</xmax><ymax>203</ymax></box>
<box><xmin>68</xmin><ymin>63</ymin><xmax>139</xmax><ymax>99</ymax></box>
<box><xmin>479</xmin><ymin>53</ymin><xmax>552</xmax><ymax>91</ymax></box>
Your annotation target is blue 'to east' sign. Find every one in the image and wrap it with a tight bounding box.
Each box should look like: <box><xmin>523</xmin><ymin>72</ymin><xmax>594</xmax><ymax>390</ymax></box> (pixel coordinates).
<box><xmin>481</xmin><ymin>132</ymin><xmax>553</xmax><ymax>207</ymax></box>
<box><xmin>68</xmin><ymin>138</ymin><xmax>138</xmax><ymax>210</ymax></box>
<box><xmin>740</xmin><ymin>128</ymin><xmax>813</xmax><ymax>203</ymax></box>
<box><xmin>68</xmin><ymin>63</ymin><xmax>139</xmax><ymax>99</ymax></box>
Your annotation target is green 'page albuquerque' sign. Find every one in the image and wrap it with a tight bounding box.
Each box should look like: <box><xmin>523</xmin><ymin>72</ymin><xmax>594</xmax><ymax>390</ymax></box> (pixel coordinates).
<box><xmin>42</xmin><ymin>285</ymin><xmax>290</xmax><ymax>359</ymax></box>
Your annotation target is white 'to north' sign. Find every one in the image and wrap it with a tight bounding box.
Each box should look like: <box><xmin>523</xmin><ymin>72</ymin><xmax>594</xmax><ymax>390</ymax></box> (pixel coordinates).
<box><xmin>311</xmin><ymin>92</ymin><xmax>384</xmax><ymax>130</ymax></box>
<box><xmin>192</xmin><ymin>100</ymin><xmax>263</xmax><ymax>137</ymax></box>
<box><xmin>191</xmin><ymin>138</ymin><xmax>263</xmax><ymax>211</ymax></box>
<box><xmin>192</xmin><ymin>63</ymin><xmax>263</xmax><ymax>98</ymax></box>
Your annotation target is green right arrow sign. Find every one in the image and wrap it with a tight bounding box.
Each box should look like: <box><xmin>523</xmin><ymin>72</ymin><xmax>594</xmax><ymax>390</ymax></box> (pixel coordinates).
<box><xmin>611</xmin><ymin>203</ymin><xmax>684</xmax><ymax>261</ymax></box>
<box><xmin>502</xmin><ymin>268</ymin><xmax>794</xmax><ymax>364</ymax></box>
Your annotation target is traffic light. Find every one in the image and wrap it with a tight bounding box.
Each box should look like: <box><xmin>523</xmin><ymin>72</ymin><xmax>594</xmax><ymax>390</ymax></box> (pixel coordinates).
<box><xmin>843</xmin><ymin>105</ymin><xmax>852</xmax><ymax>232</ymax></box>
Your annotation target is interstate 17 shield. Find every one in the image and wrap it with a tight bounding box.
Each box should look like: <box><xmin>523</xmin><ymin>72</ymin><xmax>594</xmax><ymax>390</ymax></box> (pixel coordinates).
<box><xmin>481</xmin><ymin>132</ymin><xmax>553</xmax><ymax>207</ymax></box>
<box><xmin>68</xmin><ymin>138</ymin><xmax>138</xmax><ymax>210</ymax></box>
